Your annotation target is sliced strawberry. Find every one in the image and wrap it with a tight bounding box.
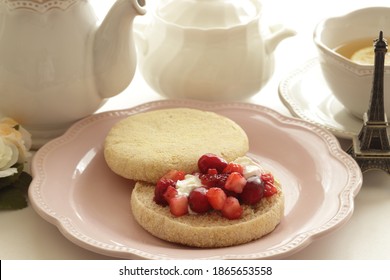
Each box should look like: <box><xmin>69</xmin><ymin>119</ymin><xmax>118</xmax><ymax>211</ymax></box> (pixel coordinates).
<box><xmin>169</xmin><ymin>196</ymin><xmax>188</xmax><ymax>217</ymax></box>
<box><xmin>223</xmin><ymin>162</ymin><xmax>244</xmax><ymax>175</ymax></box>
<box><xmin>162</xmin><ymin>170</ymin><xmax>186</xmax><ymax>182</ymax></box>
<box><xmin>163</xmin><ymin>185</ymin><xmax>178</xmax><ymax>203</ymax></box>
<box><xmin>188</xmin><ymin>187</ymin><xmax>211</xmax><ymax>214</ymax></box>
<box><xmin>198</xmin><ymin>153</ymin><xmax>228</xmax><ymax>174</ymax></box>
<box><xmin>224</xmin><ymin>172</ymin><xmax>247</xmax><ymax>193</ymax></box>
<box><xmin>221</xmin><ymin>196</ymin><xmax>243</xmax><ymax>220</ymax></box>
<box><xmin>263</xmin><ymin>182</ymin><xmax>278</xmax><ymax>197</ymax></box>
<box><xmin>240</xmin><ymin>175</ymin><xmax>264</xmax><ymax>205</ymax></box>
<box><xmin>206</xmin><ymin>187</ymin><xmax>227</xmax><ymax>210</ymax></box>
<box><xmin>154</xmin><ymin>178</ymin><xmax>175</xmax><ymax>206</ymax></box>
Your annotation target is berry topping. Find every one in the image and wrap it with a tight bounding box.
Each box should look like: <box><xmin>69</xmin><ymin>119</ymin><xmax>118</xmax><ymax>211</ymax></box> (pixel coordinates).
<box><xmin>223</xmin><ymin>162</ymin><xmax>244</xmax><ymax>175</ymax></box>
<box><xmin>199</xmin><ymin>173</ymin><xmax>229</xmax><ymax>188</ymax></box>
<box><xmin>264</xmin><ymin>183</ymin><xmax>278</xmax><ymax>197</ymax></box>
<box><xmin>197</xmin><ymin>153</ymin><xmax>228</xmax><ymax>174</ymax></box>
<box><xmin>261</xmin><ymin>173</ymin><xmax>278</xmax><ymax>197</ymax></box>
<box><xmin>188</xmin><ymin>187</ymin><xmax>211</xmax><ymax>214</ymax></box>
<box><xmin>162</xmin><ymin>169</ymin><xmax>186</xmax><ymax>182</ymax></box>
<box><xmin>163</xmin><ymin>185</ymin><xmax>178</xmax><ymax>204</ymax></box>
<box><xmin>261</xmin><ymin>173</ymin><xmax>274</xmax><ymax>185</ymax></box>
<box><xmin>221</xmin><ymin>196</ymin><xmax>243</xmax><ymax>220</ymax></box>
<box><xmin>154</xmin><ymin>178</ymin><xmax>175</xmax><ymax>206</ymax></box>
<box><xmin>224</xmin><ymin>172</ymin><xmax>247</xmax><ymax>193</ymax></box>
<box><xmin>240</xmin><ymin>175</ymin><xmax>264</xmax><ymax>205</ymax></box>
<box><xmin>207</xmin><ymin>168</ymin><xmax>218</xmax><ymax>175</ymax></box>
<box><xmin>154</xmin><ymin>154</ymin><xmax>278</xmax><ymax>220</ymax></box>
<box><xmin>206</xmin><ymin>187</ymin><xmax>227</xmax><ymax>210</ymax></box>
<box><xmin>169</xmin><ymin>196</ymin><xmax>189</xmax><ymax>217</ymax></box>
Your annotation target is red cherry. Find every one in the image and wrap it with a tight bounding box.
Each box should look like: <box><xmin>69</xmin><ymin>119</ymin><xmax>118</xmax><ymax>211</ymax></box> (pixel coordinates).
<box><xmin>188</xmin><ymin>187</ymin><xmax>211</xmax><ymax>214</ymax></box>
<box><xmin>198</xmin><ymin>153</ymin><xmax>228</xmax><ymax>174</ymax></box>
<box><xmin>240</xmin><ymin>175</ymin><xmax>264</xmax><ymax>205</ymax></box>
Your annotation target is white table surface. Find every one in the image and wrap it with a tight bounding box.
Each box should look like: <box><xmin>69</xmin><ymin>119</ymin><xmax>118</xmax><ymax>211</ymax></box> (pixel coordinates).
<box><xmin>1</xmin><ymin>0</ymin><xmax>390</xmax><ymax>260</ymax></box>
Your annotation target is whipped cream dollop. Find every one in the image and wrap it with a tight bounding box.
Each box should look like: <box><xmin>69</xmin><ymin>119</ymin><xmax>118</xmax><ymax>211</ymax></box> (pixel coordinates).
<box><xmin>233</xmin><ymin>156</ymin><xmax>264</xmax><ymax>179</ymax></box>
<box><xmin>176</xmin><ymin>174</ymin><xmax>203</xmax><ymax>196</ymax></box>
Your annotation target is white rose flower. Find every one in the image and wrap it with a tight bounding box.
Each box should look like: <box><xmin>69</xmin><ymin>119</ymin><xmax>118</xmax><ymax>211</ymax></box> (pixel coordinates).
<box><xmin>0</xmin><ymin>118</ymin><xmax>31</xmax><ymax>178</ymax></box>
<box><xmin>0</xmin><ymin>118</ymin><xmax>32</xmax><ymax>210</ymax></box>
<box><xmin>0</xmin><ymin>136</ymin><xmax>19</xmax><ymax>178</ymax></box>
<box><xmin>0</xmin><ymin>118</ymin><xmax>31</xmax><ymax>164</ymax></box>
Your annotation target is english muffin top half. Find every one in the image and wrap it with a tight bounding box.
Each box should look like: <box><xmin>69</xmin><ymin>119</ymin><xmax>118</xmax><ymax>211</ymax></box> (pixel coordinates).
<box><xmin>104</xmin><ymin>108</ymin><xmax>249</xmax><ymax>184</ymax></box>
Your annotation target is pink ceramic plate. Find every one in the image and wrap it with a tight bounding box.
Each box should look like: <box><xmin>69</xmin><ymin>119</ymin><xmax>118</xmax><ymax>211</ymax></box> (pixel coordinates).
<box><xmin>29</xmin><ymin>100</ymin><xmax>362</xmax><ymax>259</ymax></box>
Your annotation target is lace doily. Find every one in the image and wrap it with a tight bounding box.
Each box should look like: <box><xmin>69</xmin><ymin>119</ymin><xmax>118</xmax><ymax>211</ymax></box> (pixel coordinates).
<box><xmin>0</xmin><ymin>0</ymin><xmax>78</xmax><ymax>12</ymax></box>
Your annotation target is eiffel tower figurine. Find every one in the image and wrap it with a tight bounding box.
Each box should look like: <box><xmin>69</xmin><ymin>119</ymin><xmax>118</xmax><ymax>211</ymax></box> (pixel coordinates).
<box><xmin>347</xmin><ymin>31</ymin><xmax>390</xmax><ymax>173</ymax></box>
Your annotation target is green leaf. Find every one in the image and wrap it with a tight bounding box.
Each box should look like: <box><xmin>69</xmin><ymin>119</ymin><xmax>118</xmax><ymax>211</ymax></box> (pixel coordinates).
<box><xmin>14</xmin><ymin>172</ymin><xmax>32</xmax><ymax>191</ymax></box>
<box><xmin>0</xmin><ymin>186</ymin><xmax>28</xmax><ymax>210</ymax></box>
<box><xmin>0</xmin><ymin>164</ymin><xmax>31</xmax><ymax>210</ymax></box>
<box><xmin>0</xmin><ymin>163</ymin><xmax>24</xmax><ymax>189</ymax></box>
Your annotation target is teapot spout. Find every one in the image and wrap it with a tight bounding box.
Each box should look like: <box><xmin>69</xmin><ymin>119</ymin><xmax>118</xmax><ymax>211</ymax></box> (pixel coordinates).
<box><xmin>265</xmin><ymin>24</ymin><xmax>296</xmax><ymax>55</ymax></box>
<box><xmin>94</xmin><ymin>0</ymin><xmax>146</xmax><ymax>98</ymax></box>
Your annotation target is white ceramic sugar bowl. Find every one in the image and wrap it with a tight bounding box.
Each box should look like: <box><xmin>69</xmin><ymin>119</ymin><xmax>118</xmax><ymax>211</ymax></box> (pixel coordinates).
<box><xmin>135</xmin><ymin>0</ymin><xmax>295</xmax><ymax>101</ymax></box>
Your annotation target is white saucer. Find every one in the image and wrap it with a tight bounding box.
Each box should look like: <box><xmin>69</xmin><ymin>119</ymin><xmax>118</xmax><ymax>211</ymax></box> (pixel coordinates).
<box><xmin>278</xmin><ymin>58</ymin><xmax>363</xmax><ymax>139</ymax></box>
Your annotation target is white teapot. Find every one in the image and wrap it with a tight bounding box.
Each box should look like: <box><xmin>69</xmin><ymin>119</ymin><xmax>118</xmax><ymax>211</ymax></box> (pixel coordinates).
<box><xmin>0</xmin><ymin>0</ymin><xmax>146</xmax><ymax>148</ymax></box>
<box><xmin>135</xmin><ymin>0</ymin><xmax>295</xmax><ymax>101</ymax></box>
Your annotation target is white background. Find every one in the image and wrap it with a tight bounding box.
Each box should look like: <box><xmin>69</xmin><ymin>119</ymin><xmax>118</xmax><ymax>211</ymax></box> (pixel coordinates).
<box><xmin>1</xmin><ymin>0</ymin><xmax>390</xmax><ymax>260</ymax></box>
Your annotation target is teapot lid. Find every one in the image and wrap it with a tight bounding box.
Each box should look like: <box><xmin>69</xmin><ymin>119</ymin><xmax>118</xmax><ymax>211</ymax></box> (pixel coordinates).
<box><xmin>155</xmin><ymin>0</ymin><xmax>261</xmax><ymax>28</ymax></box>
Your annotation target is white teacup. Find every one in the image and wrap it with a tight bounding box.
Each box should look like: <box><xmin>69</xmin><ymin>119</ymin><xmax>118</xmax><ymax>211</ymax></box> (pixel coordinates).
<box><xmin>314</xmin><ymin>7</ymin><xmax>390</xmax><ymax>119</ymax></box>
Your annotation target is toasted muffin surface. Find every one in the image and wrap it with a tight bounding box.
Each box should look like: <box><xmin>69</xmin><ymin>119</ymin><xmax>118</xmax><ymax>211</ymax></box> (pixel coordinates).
<box><xmin>104</xmin><ymin>108</ymin><xmax>249</xmax><ymax>183</ymax></box>
<box><xmin>131</xmin><ymin>181</ymin><xmax>284</xmax><ymax>248</ymax></box>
